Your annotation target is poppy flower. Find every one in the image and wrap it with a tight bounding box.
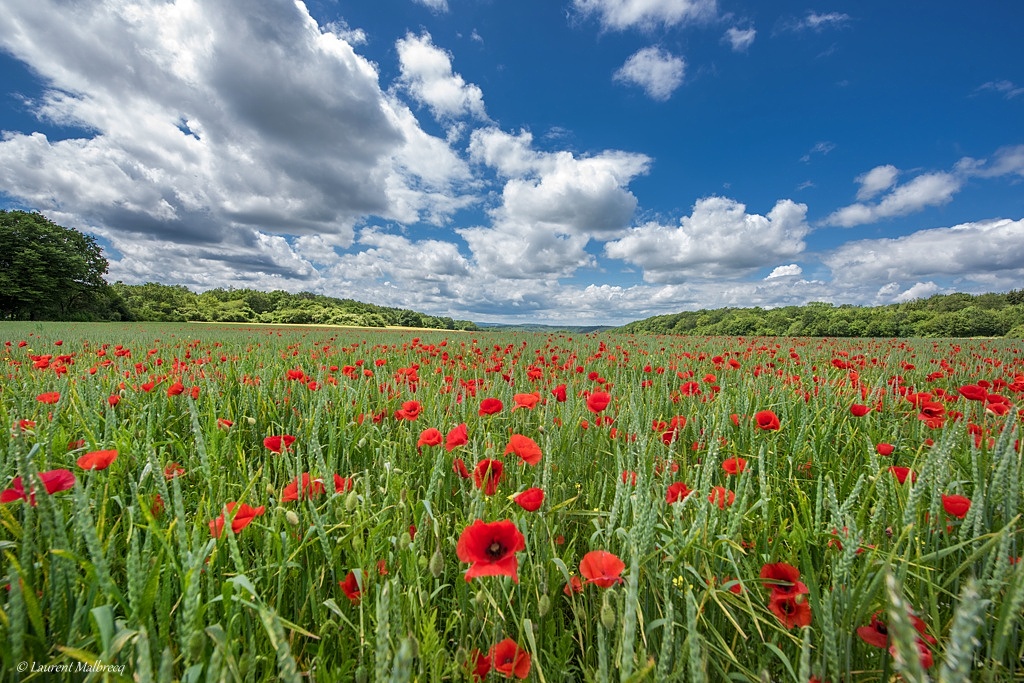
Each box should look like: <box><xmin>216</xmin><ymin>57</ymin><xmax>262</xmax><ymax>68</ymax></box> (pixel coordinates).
<box><xmin>857</xmin><ymin>613</ymin><xmax>889</xmax><ymax>649</ymax></box>
<box><xmin>445</xmin><ymin>423</ymin><xmax>468</xmax><ymax>451</ymax></box>
<box><xmin>216</xmin><ymin>418</ymin><xmax>233</xmax><ymax>430</ymax></box>
<box><xmin>759</xmin><ymin>562</ymin><xmax>808</xmax><ymax>597</ymax></box>
<box><xmin>941</xmin><ymin>493</ymin><xmax>971</xmax><ymax>519</ymax></box>
<box><xmin>36</xmin><ymin>391</ymin><xmax>61</xmax><ymax>404</ymax></box>
<box><xmin>875</xmin><ymin>443</ymin><xmax>895</xmax><ymax>456</ymax></box>
<box><xmin>563</xmin><ymin>575</ymin><xmax>584</xmax><ymax>596</ymax></box>
<box><xmin>512</xmin><ymin>487</ymin><xmax>544</xmax><ymax>512</ymax></box>
<box><xmin>417</xmin><ymin>427</ymin><xmax>443</xmax><ymax>448</ymax></box>
<box><xmin>889</xmin><ymin>466</ymin><xmax>917</xmax><ymax>484</ymax></box>
<box><xmin>708</xmin><ymin>486</ymin><xmax>735</xmax><ymax>509</ymax></box>
<box><xmin>456</xmin><ymin>519</ymin><xmax>526</xmax><ymax>583</ymax></box>
<box><xmin>282</xmin><ymin>473</ymin><xmax>327</xmax><ymax>502</ymax></box>
<box><xmin>339</xmin><ymin>570</ymin><xmax>361</xmax><ymax>604</ymax></box>
<box><xmin>579</xmin><ymin>550</ymin><xmax>625</xmax><ymax>588</ymax></box>
<box><xmin>850</xmin><ymin>403</ymin><xmax>870</xmax><ymax>417</ymax></box>
<box><xmin>586</xmin><ymin>392</ymin><xmax>611</xmax><ymax>414</ymax></box>
<box><xmin>209</xmin><ymin>502</ymin><xmax>265</xmax><ymax>538</ymax></box>
<box><xmin>513</xmin><ymin>393</ymin><xmax>541</xmax><ymax>410</ymax></box>
<box><xmin>504</xmin><ymin>434</ymin><xmax>542</xmax><ymax>465</ymax></box>
<box><xmin>108</xmin><ymin>395</ymin><xmax>120</xmax><ymax>407</ymax></box>
<box><xmin>473</xmin><ymin>459</ymin><xmax>504</xmax><ymax>496</ymax></box>
<box><xmin>394</xmin><ymin>400</ymin><xmax>423</xmax><ymax>421</ymax></box>
<box><xmin>768</xmin><ymin>592</ymin><xmax>812</xmax><ymax>628</ymax></box>
<box><xmin>490</xmin><ymin>638</ymin><xmax>531</xmax><ymax>679</ymax></box>
<box><xmin>264</xmin><ymin>435</ymin><xmax>296</xmax><ymax>453</ymax></box>
<box><xmin>77</xmin><ymin>449</ymin><xmax>118</xmax><ymax>471</ymax></box>
<box><xmin>333</xmin><ymin>475</ymin><xmax>354</xmax><ymax>493</ymax></box>
<box><xmin>1</xmin><ymin>469</ymin><xmax>76</xmax><ymax>505</ymax></box>
<box><xmin>453</xmin><ymin>458</ymin><xmax>470</xmax><ymax>478</ymax></box>
<box><xmin>164</xmin><ymin>462</ymin><xmax>186</xmax><ymax>480</ymax></box>
<box><xmin>479</xmin><ymin>398</ymin><xmax>504</xmax><ymax>416</ymax></box>
<box><xmin>754</xmin><ymin>410</ymin><xmax>781</xmax><ymax>431</ymax></box>
<box><xmin>468</xmin><ymin>649</ymin><xmax>491</xmax><ymax>681</ymax></box>
<box><xmin>958</xmin><ymin>384</ymin><xmax>988</xmax><ymax>402</ymax></box>
<box><xmin>666</xmin><ymin>481</ymin><xmax>693</xmax><ymax>504</ymax></box>
<box><xmin>166</xmin><ymin>381</ymin><xmax>185</xmax><ymax>397</ymax></box>
<box><xmin>722</xmin><ymin>457</ymin><xmax>747</xmax><ymax>475</ymax></box>
<box><xmin>551</xmin><ymin>384</ymin><xmax>567</xmax><ymax>402</ymax></box>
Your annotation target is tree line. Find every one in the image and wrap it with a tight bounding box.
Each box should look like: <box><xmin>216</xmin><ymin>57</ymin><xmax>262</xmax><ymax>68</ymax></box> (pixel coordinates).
<box><xmin>617</xmin><ymin>292</ymin><xmax>1024</xmax><ymax>338</ymax></box>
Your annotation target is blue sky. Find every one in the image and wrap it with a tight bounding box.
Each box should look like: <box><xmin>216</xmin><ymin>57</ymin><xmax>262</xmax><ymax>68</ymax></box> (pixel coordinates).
<box><xmin>1</xmin><ymin>0</ymin><xmax>1022</xmax><ymax>325</ymax></box>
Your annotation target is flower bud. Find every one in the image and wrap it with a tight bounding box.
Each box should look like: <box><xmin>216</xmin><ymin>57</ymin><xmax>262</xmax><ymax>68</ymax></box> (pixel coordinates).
<box><xmin>600</xmin><ymin>593</ymin><xmax>616</xmax><ymax>631</ymax></box>
<box><xmin>345</xmin><ymin>490</ymin><xmax>359</xmax><ymax>512</ymax></box>
<box><xmin>285</xmin><ymin>510</ymin><xmax>300</xmax><ymax>526</ymax></box>
<box><xmin>538</xmin><ymin>594</ymin><xmax>551</xmax><ymax>618</ymax></box>
<box><xmin>429</xmin><ymin>548</ymin><xmax>444</xmax><ymax>578</ymax></box>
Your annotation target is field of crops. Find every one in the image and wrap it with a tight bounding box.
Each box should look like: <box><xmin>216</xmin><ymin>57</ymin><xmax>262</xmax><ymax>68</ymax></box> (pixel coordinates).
<box><xmin>1</xmin><ymin>322</ymin><xmax>1022</xmax><ymax>682</ymax></box>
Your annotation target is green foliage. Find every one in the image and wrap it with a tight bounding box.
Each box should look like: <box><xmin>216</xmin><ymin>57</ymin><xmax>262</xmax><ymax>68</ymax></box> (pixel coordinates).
<box><xmin>0</xmin><ymin>210</ymin><xmax>123</xmax><ymax>321</ymax></box>
<box><xmin>619</xmin><ymin>292</ymin><xmax>1024</xmax><ymax>338</ymax></box>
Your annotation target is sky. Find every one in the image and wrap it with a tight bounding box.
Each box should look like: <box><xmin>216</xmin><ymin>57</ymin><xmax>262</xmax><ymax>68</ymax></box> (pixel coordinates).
<box><xmin>1</xmin><ymin>0</ymin><xmax>1022</xmax><ymax>326</ymax></box>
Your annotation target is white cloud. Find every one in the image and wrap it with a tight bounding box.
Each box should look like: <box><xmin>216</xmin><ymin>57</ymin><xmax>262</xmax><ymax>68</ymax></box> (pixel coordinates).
<box><xmin>395</xmin><ymin>32</ymin><xmax>487</xmax><ymax>122</ymax></box>
<box><xmin>800</xmin><ymin>141</ymin><xmax>835</xmax><ymax>162</ymax></box>
<box><xmin>855</xmin><ymin>164</ymin><xmax>899</xmax><ymax>200</ymax></box>
<box><xmin>724</xmin><ymin>27</ymin><xmax>756</xmax><ymax>52</ymax></box>
<box><xmin>827</xmin><ymin>172</ymin><xmax>961</xmax><ymax>227</ymax></box>
<box><xmin>824</xmin><ymin>218</ymin><xmax>1024</xmax><ymax>287</ymax></box>
<box><xmin>613</xmin><ymin>47</ymin><xmax>686</xmax><ymax>101</ymax></box>
<box><xmin>412</xmin><ymin>0</ymin><xmax>449</xmax><ymax>12</ymax></box>
<box><xmin>795</xmin><ymin>11</ymin><xmax>851</xmax><ymax>31</ymax></box>
<box><xmin>765</xmin><ymin>264</ymin><xmax>802</xmax><ymax>279</ymax></box>
<box><xmin>573</xmin><ymin>0</ymin><xmax>717</xmax><ymax>31</ymax></box>
<box><xmin>605</xmin><ymin>196</ymin><xmax>810</xmax><ymax>282</ymax></box>
<box><xmin>892</xmin><ymin>282</ymin><xmax>941</xmax><ymax>303</ymax></box>
<box><xmin>975</xmin><ymin>80</ymin><xmax>1024</xmax><ymax>99</ymax></box>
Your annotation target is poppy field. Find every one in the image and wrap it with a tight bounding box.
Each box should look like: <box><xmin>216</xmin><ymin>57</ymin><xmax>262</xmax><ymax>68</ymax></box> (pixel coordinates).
<box><xmin>1</xmin><ymin>322</ymin><xmax>1023</xmax><ymax>682</ymax></box>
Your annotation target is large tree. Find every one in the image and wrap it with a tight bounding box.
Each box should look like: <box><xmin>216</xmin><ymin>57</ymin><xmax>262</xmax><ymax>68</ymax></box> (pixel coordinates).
<box><xmin>0</xmin><ymin>210</ymin><xmax>111</xmax><ymax>320</ymax></box>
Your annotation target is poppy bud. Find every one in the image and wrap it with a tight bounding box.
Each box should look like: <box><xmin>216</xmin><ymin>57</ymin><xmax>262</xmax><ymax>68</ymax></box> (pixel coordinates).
<box><xmin>429</xmin><ymin>548</ymin><xmax>444</xmax><ymax>578</ymax></box>
<box><xmin>246</xmin><ymin>416</ymin><xmax>256</xmax><ymax>425</ymax></box>
<box><xmin>351</xmin><ymin>534</ymin><xmax>364</xmax><ymax>553</ymax></box>
<box><xmin>600</xmin><ymin>593</ymin><xmax>616</xmax><ymax>630</ymax></box>
<box><xmin>538</xmin><ymin>594</ymin><xmax>551</xmax><ymax>617</ymax></box>
<box><xmin>399</xmin><ymin>531</ymin><xmax>412</xmax><ymax>550</ymax></box>
<box><xmin>189</xmin><ymin>631</ymin><xmax>204</xmax><ymax>660</ymax></box>
<box><xmin>285</xmin><ymin>510</ymin><xmax>300</xmax><ymax>526</ymax></box>
<box><xmin>354</xmin><ymin>665</ymin><xmax>368</xmax><ymax>683</ymax></box>
<box><xmin>265</xmin><ymin>483</ymin><xmax>275</xmax><ymax>496</ymax></box>
<box><xmin>345</xmin><ymin>490</ymin><xmax>359</xmax><ymax>512</ymax></box>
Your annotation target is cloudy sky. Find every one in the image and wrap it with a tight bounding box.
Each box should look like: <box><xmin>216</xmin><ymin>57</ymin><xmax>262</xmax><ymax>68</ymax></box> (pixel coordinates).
<box><xmin>1</xmin><ymin>0</ymin><xmax>1022</xmax><ymax>325</ymax></box>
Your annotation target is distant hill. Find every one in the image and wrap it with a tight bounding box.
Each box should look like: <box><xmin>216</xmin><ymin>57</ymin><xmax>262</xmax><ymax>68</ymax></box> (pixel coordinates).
<box><xmin>112</xmin><ymin>282</ymin><xmax>479</xmax><ymax>331</ymax></box>
<box><xmin>614</xmin><ymin>290</ymin><xmax>1024</xmax><ymax>338</ymax></box>
<box><xmin>475</xmin><ymin>322</ymin><xmax>614</xmax><ymax>334</ymax></box>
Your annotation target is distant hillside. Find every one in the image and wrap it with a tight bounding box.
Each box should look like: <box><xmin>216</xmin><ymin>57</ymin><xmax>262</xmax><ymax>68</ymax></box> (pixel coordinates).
<box><xmin>112</xmin><ymin>282</ymin><xmax>478</xmax><ymax>331</ymax></box>
<box><xmin>615</xmin><ymin>290</ymin><xmax>1024</xmax><ymax>338</ymax></box>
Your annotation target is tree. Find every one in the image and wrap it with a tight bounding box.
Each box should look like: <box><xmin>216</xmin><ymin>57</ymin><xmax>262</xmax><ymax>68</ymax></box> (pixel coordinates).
<box><xmin>0</xmin><ymin>210</ymin><xmax>110</xmax><ymax>320</ymax></box>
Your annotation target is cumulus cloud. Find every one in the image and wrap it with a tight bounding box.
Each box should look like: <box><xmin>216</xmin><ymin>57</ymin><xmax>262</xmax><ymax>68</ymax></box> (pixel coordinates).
<box><xmin>765</xmin><ymin>264</ymin><xmax>802</xmax><ymax>279</ymax></box>
<box><xmin>724</xmin><ymin>27</ymin><xmax>756</xmax><ymax>52</ymax></box>
<box><xmin>855</xmin><ymin>164</ymin><xmax>899</xmax><ymax>200</ymax></box>
<box><xmin>573</xmin><ymin>0</ymin><xmax>717</xmax><ymax>31</ymax></box>
<box><xmin>604</xmin><ymin>196</ymin><xmax>810</xmax><ymax>282</ymax></box>
<box><xmin>412</xmin><ymin>0</ymin><xmax>449</xmax><ymax>12</ymax></box>
<box><xmin>613</xmin><ymin>47</ymin><xmax>686</xmax><ymax>101</ymax></box>
<box><xmin>824</xmin><ymin>218</ymin><xmax>1024</xmax><ymax>287</ymax></box>
<box><xmin>789</xmin><ymin>11</ymin><xmax>851</xmax><ymax>32</ymax></box>
<box><xmin>395</xmin><ymin>32</ymin><xmax>487</xmax><ymax>122</ymax></box>
<box><xmin>827</xmin><ymin>172</ymin><xmax>961</xmax><ymax>227</ymax></box>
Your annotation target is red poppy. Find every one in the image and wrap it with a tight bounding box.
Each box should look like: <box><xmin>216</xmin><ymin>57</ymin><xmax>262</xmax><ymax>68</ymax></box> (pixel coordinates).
<box><xmin>468</xmin><ymin>648</ymin><xmax>491</xmax><ymax>681</ymax></box>
<box><xmin>77</xmin><ymin>449</ymin><xmax>118</xmax><ymax>471</ymax></box>
<box><xmin>473</xmin><ymin>459</ymin><xmax>504</xmax><ymax>496</ymax></box>
<box><xmin>563</xmin><ymin>575</ymin><xmax>584</xmax><ymax>596</ymax></box>
<box><xmin>850</xmin><ymin>403</ymin><xmax>870</xmax><ymax>417</ymax></box>
<box><xmin>166</xmin><ymin>381</ymin><xmax>185</xmax><ymax>397</ymax></box>
<box><xmin>579</xmin><ymin>550</ymin><xmax>625</xmax><ymax>588</ymax></box>
<box><xmin>889</xmin><ymin>466</ymin><xmax>917</xmax><ymax>484</ymax></box>
<box><xmin>513</xmin><ymin>393</ymin><xmax>541</xmax><ymax>410</ymax></box>
<box><xmin>36</xmin><ymin>391</ymin><xmax>61</xmax><ymax>404</ymax></box>
<box><xmin>445</xmin><ymin>423</ymin><xmax>469</xmax><ymax>451</ymax></box>
<box><xmin>339</xmin><ymin>570</ymin><xmax>361</xmax><ymax>604</ymax></box>
<box><xmin>875</xmin><ymin>443</ymin><xmax>894</xmax><ymax>456</ymax></box>
<box><xmin>394</xmin><ymin>400</ymin><xmax>423</xmax><ymax>421</ymax></box>
<box><xmin>504</xmin><ymin>434</ymin><xmax>542</xmax><ymax>465</ymax></box>
<box><xmin>586</xmin><ymin>392</ymin><xmax>611</xmax><ymax>414</ymax></box>
<box><xmin>479</xmin><ymin>397</ymin><xmax>504</xmax><ymax>416</ymax></box>
<box><xmin>263</xmin><ymin>435</ymin><xmax>296</xmax><ymax>453</ymax></box>
<box><xmin>621</xmin><ymin>470</ymin><xmax>638</xmax><ymax>486</ymax></box>
<box><xmin>453</xmin><ymin>458</ymin><xmax>470</xmax><ymax>478</ymax></box>
<box><xmin>666</xmin><ymin>481</ymin><xmax>693</xmax><ymax>504</ymax></box>
<box><xmin>164</xmin><ymin>462</ymin><xmax>186</xmax><ymax>480</ymax></box>
<box><xmin>857</xmin><ymin>613</ymin><xmax>889</xmax><ymax>648</ymax></box>
<box><xmin>456</xmin><ymin>519</ymin><xmax>526</xmax><ymax>583</ymax></box>
<box><xmin>217</xmin><ymin>418</ymin><xmax>233</xmax><ymax>430</ymax></box>
<box><xmin>512</xmin><ymin>487</ymin><xmax>544</xmax><ymax>512</ymax></box>
<box><xmin>941</xmin><ymin>493</ymin><xmax>971</xmax><ymax>519</ymax></box>
<box><xmin>333</xmin><ymin>475</ymin><xmax>354</xmax><ymax>492</ymax></box>
<box><xmin>958</xmin><ymin>384</ymin><xmax>988</xmax><ymax>402</ymax></box>
<box><xmin>209</xmin><ymin>502</ymin><xmax>265</xmax><ymax>538</ymax></box>
<box><xmin>722</xmin><ymin>457</ymin><xmax>747</xmax><ymax>475</ymax></box>
<box><xmin>754</xmin><ymin>410</ymin><xmax>781</xmax><ymax>431</ymax></box>
<box><xmin>890</xmin><ymin>638</ymin><xmax>934</xmax><ymax>669</ymax></box>
<box><xmin>759</xmin><ymin>562</ymin><xmax>808</xmax><ymax>597</ymax></box>
<box><xmin>551</xmin><ymin>384</ymin><xmax>567</xmax><ymax>402</ymax></box>
<box><xmin>417</xmin><ymin>427</ymin><xmax>443</xmax><ymax>447</ymax></box>
<box><xmin>768</xmin><ymin>592</ymin><xmax>812</xmax><ymax>628</ymax></box>
<box><xmin>490</xmin><ymin>638</ymin><xmax>531</xmax><ymax>679</ymax></box>
<box><xmin>708</xmin><ymin>486</ymin><xmax>735</xmax><ymax>509</ymax></box>
<box><xmin>1</xmin><ymin>469</ymin><xmax>76</xmax><ymax>505</ymax></box>
<box><xmin>108</xmin><ymin>395</ymin><xmax>120</xmax><ymax>407</ymax></box>
<box><xmin>282</xmin><ymin>473</ymin><xmax>327</xmax><ymax>502</ymax></box>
